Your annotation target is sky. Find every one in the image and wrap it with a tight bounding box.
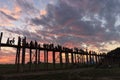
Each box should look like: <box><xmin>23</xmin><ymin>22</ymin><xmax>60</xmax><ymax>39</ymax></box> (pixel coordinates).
<box><xmin>0</xmin><ymin>0</ymin><xmax>120</xmax><ymax>63</ymax></box>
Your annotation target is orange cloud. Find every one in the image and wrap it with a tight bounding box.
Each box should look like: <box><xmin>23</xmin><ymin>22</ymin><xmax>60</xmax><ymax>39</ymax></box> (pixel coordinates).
<box><xmin>13</xmin><ymin>5</ymin><xmax>22</xmax><ymax>19</ymax></box>
<box><xmin>0</xmin><ymin>5</ymin><xmax>22</xmax><ymax>27</ymax></box>
<box><xmin>40</xmin><ymin>10</ymin><xmax>47</xmax><ymax>16</ymax></box>
<box><xmin>0</xmin><ymin>6</ymin><xmax>21</xmax><ymax>20</ymax></box>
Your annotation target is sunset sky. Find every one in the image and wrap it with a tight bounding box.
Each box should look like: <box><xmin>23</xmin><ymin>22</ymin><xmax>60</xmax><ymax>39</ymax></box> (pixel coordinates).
<box><xmin>0</xmin><ymin>0</ymin><xmax>120</xmax><ymax>63</ymax></box>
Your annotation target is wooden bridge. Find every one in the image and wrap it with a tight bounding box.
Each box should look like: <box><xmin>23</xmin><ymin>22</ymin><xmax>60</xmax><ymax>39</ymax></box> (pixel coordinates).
<box><xmin>0</xmin><ymin>32</ymin><xmax>116</xmax><ymax>72</ymax></box>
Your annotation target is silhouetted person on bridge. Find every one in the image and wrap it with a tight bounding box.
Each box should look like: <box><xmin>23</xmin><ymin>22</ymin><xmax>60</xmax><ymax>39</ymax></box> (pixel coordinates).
<box><xmin>0</xmin><ymin>32</ymin><xmax>3</xmax><ymax>50</ymax></box>
<box><xmin>50</xmin><ymin>44</ymin><xmax>54</xmax><ymax>49</ymax></box>
<box><xmin>6</xmin><ymin>38</ymin><xmax>10</xmax><ymax>44</ymax></box>
<box><xmin>35</xmin><ymin>40</ymin><xmax>38</xmax><ymax>48</ymax></box>
<box><xmin>30</xmin><ymin>41</ymin><xmax>34</xmax><ymax>48</ymax></box>
<box><xmin>18</xmin><ymin>36</ymin><xmax>21</xmax><ymax>46</ymax></box>
<box><xmin>8</xmin><ymin>37</ymin><xmax>15</xmax><ymax>45</ymax></box>
<box><xmin>43</xmin><ymin>44</ymin><xmax>47</xmax><ymax>49</ymax></box>
<box><xmin>22</xmin><ymin>37</ymin><xmax>26</xmax><ymax>47</ymax></box>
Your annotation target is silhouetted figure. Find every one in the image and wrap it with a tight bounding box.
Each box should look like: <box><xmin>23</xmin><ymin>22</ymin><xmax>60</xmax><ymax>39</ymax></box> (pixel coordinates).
<box><xmin>22</xmin><ymin>37</ymin><xmax>26</xmax><ymax>46</ymax></box>
<box><xmin>26</xmin><ymin>42</ymin><xmax>29</xmax><ymax>47</ymax></box>
<box><xmin>9</xmin><ymin>37</ymin><xmax>15</xmax><ymax>45</ymax></box>
<box><xmin>18</xmin><ymin>36</ymin><xmax>21</xmax><ymax>46</ymax></box>
<box><xmin>13</xmin><ymin>37</ymin><xmax>15</xmax><ymax>44</ymax></box>
<box><xmin>43</xmin><ymin>44</ymin><xmax>47</xmax><ymax>49</ymax></box>
<box><xmin>15</xmin><ymin>36</ymin><xmax>21</xmax><ymax>72</ymax></box>
<box><xmin>30</xmin><ymin>41</ymin><xmax>34</xmax><ymax>48</ymax></box>
<box><xmin>57</xmin><ymin>45</ymin><xmax>62</xmax><ymax>50</ymax></box>
<box><xmin>35</xmin><ymin>40</ymin><xmax>38</xmax><ymax>48</ymax></box>
<box><xmin>0</xmin><ymin>32</ymin><xmax>3</xmax><ymax>41</ymax></box>
<box><xmin>0</xmin><ymin>32</ymin><xmax>3</xmax><ymax>50</ymax></box>
<box><xmin>50</xmin><ymin>44</ymin><xmax>54</xmax><ymax>49</ymax></box>
<box><xmin>6</xmin><ymin>38</ymin><xmax>10</xmax><ymax>44</ymax></box>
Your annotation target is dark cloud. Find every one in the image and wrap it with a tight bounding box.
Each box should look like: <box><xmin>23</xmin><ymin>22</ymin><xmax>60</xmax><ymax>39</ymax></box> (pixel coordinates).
<box><xmin>31</xmin><ymin>17</ymin><xmax>52</xmax><ymax>27</ymax></box>
<box><xmin>0</xmin><ymin>11</ymin><xmax>17</xmax><ymax>21</ymax></box>
<box><xmin>16</xmin><ymin>0</ymin><xmax>38</xmax><ymax>14</ymax></box>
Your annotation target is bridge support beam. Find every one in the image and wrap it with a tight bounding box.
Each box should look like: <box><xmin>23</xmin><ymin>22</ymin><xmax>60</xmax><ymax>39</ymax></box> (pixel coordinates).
<box><xmin>35</xmin><ymin>48</ymin><xmax>38</xmax><ymax>70</ymax></box>
<box><xmin>21</xmin><ymin>37</ymin><xmax>26</xmax><ymax>72</ymax></box>
<box><xmin>53</xmin><ymin>51</ymin><xmax>55</xmax><ymax>69</ymax></box>
<box><xmin>38</xmin><ymin>49</ymin><xmax>40</xmax><ymax>64</ymax></box>
<box><xmin>59</xmin><ymin>51</ymin><xmax>63</xmax><ymax>68</ymax></box>
<box><xmin>44</xmin><ymin>50</ymin><xmax>48</xmax><ymax>70</ymax></box>
<box><xmin>0</xmin><ymin>32</ymin><xmax>3</xmax><ymax>50</ymax></box>
<box><xmin>71</xmin><ymin>52</ymin><xmax>74</xmax><ymax>64</ymax></box>
<box><xmin>15</xmin><ymin>36</ymin><xmax>21</xmax><ymax>72</ymax></box>
<box><xmin>65</xmin><ymin>52</ymin><xmax>69</xmax><ymax>68</ymax></box>
<box><xmin>29</xmin><ymin>48</ymin><xmax>32</xmax><ymax>71</ymax></box>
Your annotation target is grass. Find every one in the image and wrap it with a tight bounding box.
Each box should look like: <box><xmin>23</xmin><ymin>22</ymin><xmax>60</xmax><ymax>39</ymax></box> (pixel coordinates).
<box><xmin>1</xmin><ymin>64</ymin><xmax>120</xmax><ymax>80</ymax></box>
<box><xmin>0</xmin><ymin>63</ymin><xmax>94</xmax><ymax>74</ymax></box>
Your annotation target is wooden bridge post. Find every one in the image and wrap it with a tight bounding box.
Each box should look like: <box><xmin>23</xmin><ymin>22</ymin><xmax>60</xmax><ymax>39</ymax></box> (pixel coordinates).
<box><xmin>21</xmin><ymin>37</ymin><xmax>26</xmax><ymax>71</ymax></box>
<box><xmin>43</xmin><ymin>44</ymin><xmax>49</xmax><ymax>70</ymax></box>
<box><xmin>0</xmin><ymin>32</ymin><xmax>3</xmax><ymax>50</ymax></box>
<box><xmin>83</xmin><ymin>54</ymin><xmax>85</xmax><ymax>64</ymax></box>
<box><xmin>80</xmin><ymin>54</ymin><xmax>82</xmax><ymax>64</ymax></box>
<box><xmin>93</xmin><ymin>54</ymin><xmax>95</xmax><ymax>64</ymax></box>
<box><xmin>79</xmin><ymin>54</ymin><xmax>81</xmax><ymax>63</ymax></box>
<box><xmin>75</xmin><ymin>49</ymin><xmax>79</xmax><ymax>64</ymax></box>
<box><xmin>89</xmin><ymin>51</ymin><xmax>92</xmax><ymax>64</ymax></box>
<box><xmin>59</xmin><ymin>51</ymin><xmax>63</xmax><ymax>68</ymax></box>
<box><xmin>68</xmin><ymin>52</ymin><xmax>70</xmax><ymax>64</ymax></box>
<box><xmin>71</xmin><ymin>51</ymin><xmax>74</xmax><ymax>64</ymax></box>
<box><xmin>99</xmin><ymin>54</ymin><xmax>101</xmax><ymax>64</ymax></box>
<box><xmin>29</xmin><ymin>47</ymin><xmax>32</xmax><ymax>70</ymax></box>
<box><xmin>95</xmin><ymin>54</ymin><xmax>98</xmax><ymax>64</ymax></box>
<box><xmin>74</xmin><ymin>53</ymin><xmax>77</xmax><ymax>64</ymax></box>
<box><xmin>35</xmin><ymin>41</ymin><xmax>38</xmax><ymax>71</ymax></box>
<box><xmin>82</xmin><ymin>54</ymin><xmax>84</xmax><ymax>64</ymax></box>
<box><xmin>98</xmin><ymin>53</ymin><xmax>101</xmax><ymax>64</ymax></box>
<box><xmin>93</xmin><ymin>52</ymin><xmax>96</xmax><ymax>64</ymax></box>
<box><xmin>65</xmin><ymin>50</ymin><xmax>69</xmax><ymax>68</ymax></box>
<box><xmin>44</xmin><ymin>49</ymin><xmax>46</xmax><ymax>69</ymax></box>
<box><xmin>46</xmin><ymin>50</ymin><xmax>48</xmax><ymax>70</ymax></box>
<box><xmin>97</xmin><ymin>54</ymin><xmax>99</xmax><ymax>64</ymax></box>
<box><xmin>53</xmin><ymin>50</ymin><xmax>55</xmax><ymax>69</ymax></box>
<box><xmin>15</xmin><ymin>36</ymin><xmax>21</xmax><ymax>72</ymax></box>
<box><xmin>29</xmin><ymin>41</ymin><xmax>33</xmax><ymax>71</ymax></box>
<box><xmin>85</xmin><ymin>49</ymin><xmax>89</xmax><ymax>65</ymax></box>
<box><xmin>77</xmin><ymin>54</ymin><xmax>79</xmax><ymax>63</ymax></box>
<box><xmin>38</xmin><ymin>44</ymin><xmax>41</xmax><ymax>65</ymax></box>
<box><xmin>86</xmin><ymin>54</ymin><xmax>88</xmax><ymax>64</ymax></box>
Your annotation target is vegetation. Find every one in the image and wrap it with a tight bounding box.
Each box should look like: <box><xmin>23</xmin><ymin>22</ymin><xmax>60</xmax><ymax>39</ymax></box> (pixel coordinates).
<box><xmin>1</xmin><ymin>64</ymin><xmax>120</xmax><ymax>80</ymax></box>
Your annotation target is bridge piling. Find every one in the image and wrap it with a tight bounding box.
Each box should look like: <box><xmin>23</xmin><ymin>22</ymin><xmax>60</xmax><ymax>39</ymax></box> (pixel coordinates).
<box><xmin>53</xmin><ymin>51</ymin><xmax>55</xmax><ymax>69</ymax></box>
<box><xmin>59</xmin><ymin>51</ymin><xmax>63</xmax><ymax>68</ymax></box>
<box><xmin>21</xmin><ymin>37</ymin><xmax>26</xmax><ymax>72</ymax></box>
<box><xmin>71</xmin><ymin>51</ymin><xmax>74</xmax><ymax>64</ymax></box>
<box><xmin>0</xmin><ymin>32</ymin><xmax>3</xmax><ymax>50</ymax></box>
<box><xmin>15</xmin><ymin>36</ymin><xmax>21</xmax><ymax>72</ymax></box>
<box><xmin>35</xmin><ymin>41</ymin><xmax>38</xmax><ymax>71</ymax></box>
<box><xmin>65</xmin><ymin>51</ymin><xmax>69</xmax><ymax>68</ymax></box>
<box><xmin>38</xmin><ymin>45</ymin><xmax>40</xmax><ymax>66</ymax></box>
<box><xmin>29</xmin><ymin>41</ymin><xmax>33</xmax><ymax>71</ymax></box>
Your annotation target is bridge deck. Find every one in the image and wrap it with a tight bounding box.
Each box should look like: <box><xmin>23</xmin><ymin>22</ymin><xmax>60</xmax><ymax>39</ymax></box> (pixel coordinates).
<box><xmin>0</xmin><ymin>43</ymin><xmax>101</xmax><ymax>56</ymax></box>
